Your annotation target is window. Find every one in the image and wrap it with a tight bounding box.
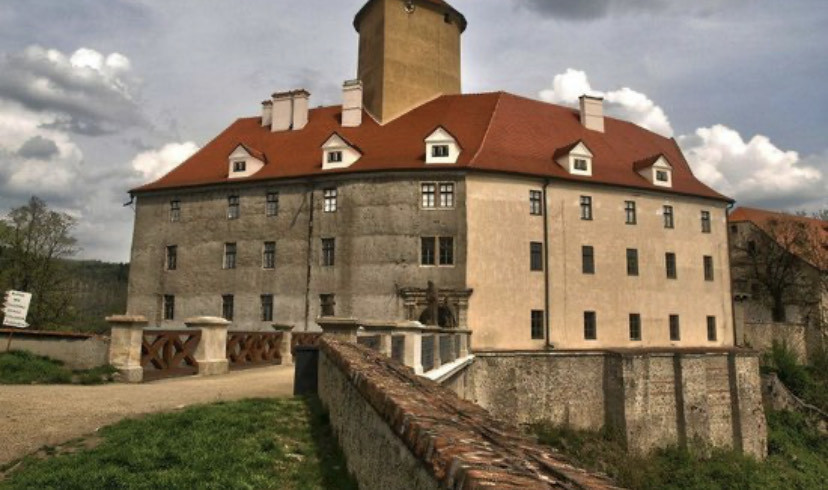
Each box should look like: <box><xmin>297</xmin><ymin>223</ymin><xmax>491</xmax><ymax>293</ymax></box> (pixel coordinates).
<box><xmin>663</xmin><ymin>205</ymin><xmax>674</xmax><ymax>229</ymax></box>
<box><xmin>170</xmin><ymin>200</ymin><xmax>181</xmax><ymax>222</ymax></box>
<box><xmin>656</xmin><ymin>170</ymin><xmax>669</xmax><ymax>182</ymax></box>
<box><xmin>327</xmin><ymin>151</ymin><xmax>343</xmax><ymax>163</ymax></box>
<box><xmin>323</xmin><ymin>188</ymin><xmax>338</xmax><ymax>213</ymax></box>
<box><xmin>703</xmin><ymin>255</ymin><xmax>714</xmax><ymax>281</ymax></box>
<box><xmin>584</xmin><ymin>311</ymin><xmax>597</xmax><ymax>340</ymax></box>
<box><xmin>439</xmin><ymin>183</ymin><xmax>454</xmax><ymax>208</ymax></box>
<box><xmin>261</xmin><ymin>294</ymin><xmax>274</xmax><ymax>322</ymax></box>
<box><xmin>582</xmin><ymin>246</ymin><xmax>595</xmax><ymax>274</ymax></box>
<box><xmin>432</xmin><ymin>144</ymin><xmax>449</xmax><ymax>157</ymax></box>
<box><xmin>629</xmin><ymin>313</ymin><xmax>642</xmax><ymax>341</ymax></box>
<box><xmin>730</xmin><ymin>224</ymin><xmax>738</xmax><ymax>234</ymax></box>
<box><xmin>421</xmin><ymin>237</ymin><xmax>436</xmax><ymax>266</ymax></box>
<box><xmin>439</xmin><ymin>237</ymin><xmax>454</xmax><ymax>266</ymax></box>
<box><xmin>701</xmin><ymin>210</ymin><xmax>711</xmax><ymax>233</ymax></box>
<box><xmin>625</xmin><ymin>201</ymin><xmax>637</xmax><ymax>225</ymax></box>
<box><xmin>222</xmin><ymin>295</ymin><xmax>234</xmax><ymax>321</ymax></box>
<box><xmin>263</xmin><ymin>242</ymin><xmax>276</xmax><ymax>269</ymax></box>
<box><xmin>322</xmin><ymin>238</ymin><xmax>335</xmax><ymax>267</ymax></box>
<box><xmin>266</xmin><ymin>192</ymin><xmax>279</xmax><ymax>217</ymax></box>
<box><xmin>531</xmin><ymin>310</ymin><xmax>544</xmax><ymax>340</ymax></box>
<box><xmin>166</xmin><ymin>245</ymin><xmax>177</xmax><ymax>271</ymax></box>
<box><xmin>574</xmin><ymin>158</ymin><xmax>589</xmax><ymax>171</ymax></box>
<box><xmin>626</xmin><ymin>248</ymin><xmax>639</xmax><ymax>276</ymax></box>
<box><xmin>530</xmin><ymin>242</ymin><xmax>544</xmax><ymax>271</ymax></box>
<box><xmin>707</xmin><ymin>316</ymin><xmax>717</xmax><ymax>341</ymax></box>
<box><xmin>163</xmin><ymin>295</ymin><xmax>175</xmax><ymax>321</ymax></box>
<box><xmin>233</xmin><ymin>160</ymin><xmax>246</xmax><ymax>172</ymax></box>
<box><xmin>669</xmin><ymin>315</ymin><xmax>680</xmax><ymax>341</ymax></box>
<box><xmin>747</xmin><ymin>241</ymin><xmax>756</xmax><ymax>254</ymax></box>
<box><xmin>666</xmin><ymin>252</ymin><xmax>677</xmax><ymax>279</ymax></box>
<box><xmin>224</xmin><ymin>243</ymin><xmax>237</xmax><ymax>269</ymax></box>
<box><xmin>421</xmin><ymin>183</ymin><xmax>436</xmax><ymax>208</ymax></box>
<box><xmin>580</xmin><ymin>196</ymin><xmax>593</xmax><ymax>220</ymax></box>
<box><xmin>228</xmin><ymin>196</ymin><xmax>240</xmax><ymax>220</ymax></box>
<box><xmin>530</xmin><ymin>191</ymin><xmax>543</xmax><ymax>216</ymax></box>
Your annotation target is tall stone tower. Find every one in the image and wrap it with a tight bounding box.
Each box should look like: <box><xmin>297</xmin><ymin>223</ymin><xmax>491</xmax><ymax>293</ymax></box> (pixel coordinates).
<box><xmin>354</xmin><ymin>0</ymin><xmax>466</xmax><ymax>123</ymax></box>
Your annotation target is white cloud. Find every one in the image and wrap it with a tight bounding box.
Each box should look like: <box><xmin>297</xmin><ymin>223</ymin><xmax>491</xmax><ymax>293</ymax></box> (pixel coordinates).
<box><xmin>539</xmin><ymin>68</ymin><xmax>674</xmax><ymax>137</ymax></box>
<box><xmin>0</xmin><ymin>45</ymin><xmax>142</xmax><ymax>135</ymax></box>
<box><xmin>678</xmin><ymin>125</ymin><xmax>826</xmax><ymax>208</ymax></box>
<box><xmin>540</xmin><ymin>69</ymin><xmax>828</xmax><ymax>211</ymax></box>
<box><xmin>131</xmin><ymin>142</ymin><xmax>200</xmax><ymax>181</ymax></box>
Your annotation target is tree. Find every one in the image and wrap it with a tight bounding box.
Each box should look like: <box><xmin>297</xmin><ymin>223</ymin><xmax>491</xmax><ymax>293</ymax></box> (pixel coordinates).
<box><xmin>0</xmin><ymin>196</ymin><xmax>77</xmax><ymax>327</ymax></box>
<box><xmin>734</xmin><ymin>216</ymin><xmax>822</xmax><ymax>323</ymax></box>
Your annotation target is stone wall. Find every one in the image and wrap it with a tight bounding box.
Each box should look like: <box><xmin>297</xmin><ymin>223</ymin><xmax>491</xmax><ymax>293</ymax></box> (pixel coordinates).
<box><xmin>739</xmin><ymin>322</ymin><xmax>820</xmax><ymax>364</ymax></box>
<box><xmin>0</xmin><ymin>329</ymin><xmax>110</xmax><ymax>370</ymax></box>
<box><xmin>317</xmin><ymin>338</ymin><xmax>620</xmax><ymax>489</ymax></box>
<box><xmin>456</xmin><ymin>350</ymin><xmax>767</xmax><ymax>458</ymax></box>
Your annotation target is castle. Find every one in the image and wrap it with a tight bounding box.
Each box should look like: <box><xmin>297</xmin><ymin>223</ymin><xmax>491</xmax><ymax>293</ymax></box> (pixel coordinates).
<box><xmin>127</xmin><ymin>0</ymin><xmax>735</xmax><ymax>352</ymax></box>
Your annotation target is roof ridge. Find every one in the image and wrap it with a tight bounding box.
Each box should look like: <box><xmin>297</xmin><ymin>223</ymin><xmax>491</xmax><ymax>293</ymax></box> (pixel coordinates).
<box><xmin>469</xmin><ymin>91</ymin><xmax>506</xmax><ymax>165</ymax></box>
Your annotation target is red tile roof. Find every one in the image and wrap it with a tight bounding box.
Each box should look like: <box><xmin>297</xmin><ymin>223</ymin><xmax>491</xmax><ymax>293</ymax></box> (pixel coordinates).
<box><xmin>132</xmin><ymin>92</ymin><xmax>729</xmax><ymax>202</ymax></box>
<box><xmin>730</xmin><ymin>207</ymin><xmax>828</xmax><ymax>270</ymax></box>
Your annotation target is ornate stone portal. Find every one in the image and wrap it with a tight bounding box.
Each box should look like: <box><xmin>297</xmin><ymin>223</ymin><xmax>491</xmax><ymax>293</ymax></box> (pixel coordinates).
<box><xmin>399</xmin><ymin>284</ymin><xmax>472</xmax><ymax>329</ymax></box>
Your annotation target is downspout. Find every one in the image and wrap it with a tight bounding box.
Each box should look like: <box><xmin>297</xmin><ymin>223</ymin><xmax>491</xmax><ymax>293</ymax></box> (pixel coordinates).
<box><xmin>726</xmin><ymin>202</ymin><xmax>737</xmax><ymax>347</ymax></box>
<box><xmin>543</xmin><ymin>179</ymin><xmax>552</xmax><ymax>349</ymax></box>
<box><xmin>303</xmin><ymin>186</ymin><xmax>315</xmax><ymax>331</ymax></box>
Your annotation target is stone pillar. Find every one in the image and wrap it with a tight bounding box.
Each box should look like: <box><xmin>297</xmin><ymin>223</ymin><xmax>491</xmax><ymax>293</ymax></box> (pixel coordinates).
<box><xmin>107</xmin><ymin>315</ymin><xmax>148</xmax><ymax>383</ymax></box>
<box><xmin>733</xmin><ymin>299</ymin><xmax>746</xmax><ymax>346</ymax></box>
<box><xmin>317</xmin><ymin>317</ymin><xmax>359</xmax><ymax>343</ymax></box>
<box><xmin>186</xmin><ymin>317</ymin><xmax>230</xmax><ymax>376</ymax></box>
<box><xmin>457</xmin><ymin>330</ymin><xmax>471</xmax><ymax>357</ymax></box>
<box><xmin>272</xmin><ymin>323</ymin><xmax>294</xmax><ymax>367</ymax></box>
<box><xmin>401</xmin><ymin>324</ymin><xmax>424</xmax><ymax>375</ymax></box>
<box><xmin>729</xmin><ymin>352</ymin><xmax>768</xmax><ymax>459</ymax></box>
<box><xmin>457</xmin><ymin>298</ymin><xmax>469</xmax><ymax>329</ymax></box>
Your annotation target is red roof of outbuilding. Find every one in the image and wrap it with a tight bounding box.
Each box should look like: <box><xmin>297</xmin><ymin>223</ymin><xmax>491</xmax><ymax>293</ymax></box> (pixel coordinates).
<box><xmin>730</xmin><ymin>207</ymin><xmax>828</xmax><ymax>270</ymax></box>
<box><xmin>131</xmin><ymin>92</ymin><xmax>730</xmax><ymax>202</ymax></box>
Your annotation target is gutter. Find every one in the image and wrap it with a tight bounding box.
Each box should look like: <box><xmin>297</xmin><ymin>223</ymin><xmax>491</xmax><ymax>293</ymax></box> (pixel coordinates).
<box><xmin>726</xmin><ymin>202</ymin><xmax>738</xmax><ymax>347</ymax></box>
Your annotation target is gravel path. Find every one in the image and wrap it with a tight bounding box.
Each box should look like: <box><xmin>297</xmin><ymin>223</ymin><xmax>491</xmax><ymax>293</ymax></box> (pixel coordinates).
<box><xmin>0</xmin><ymin>365</ymin><xmax>294</xmax><ymax>465</ymax></box>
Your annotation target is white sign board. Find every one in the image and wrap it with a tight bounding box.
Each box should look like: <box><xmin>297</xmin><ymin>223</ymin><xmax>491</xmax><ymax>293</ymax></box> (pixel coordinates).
<box><xmin>2</xmin><ymin>290</ymin><xmax>31</xmax><ymax>329</ymax></box>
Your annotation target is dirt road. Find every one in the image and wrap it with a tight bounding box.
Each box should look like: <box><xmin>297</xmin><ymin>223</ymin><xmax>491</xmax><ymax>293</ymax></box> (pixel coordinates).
<box><xmin>0</xmin><ymin>365</ymin><xmax>294</xmax><ymax>465</ymax></box>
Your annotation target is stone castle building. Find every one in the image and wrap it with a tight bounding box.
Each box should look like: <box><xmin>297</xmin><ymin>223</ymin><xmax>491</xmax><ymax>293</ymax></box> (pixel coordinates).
<box><xmin>127</xmin><ymin>0</ymin><xmax>736</xmax><ymax>351</ymax></box>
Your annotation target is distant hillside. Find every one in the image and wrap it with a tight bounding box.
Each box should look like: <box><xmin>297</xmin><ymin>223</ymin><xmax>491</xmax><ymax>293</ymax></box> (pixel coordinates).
<box><xmin>60</xmin><ymin>260</ymin><xmax>129</xmax><ymax>334</ymax></box>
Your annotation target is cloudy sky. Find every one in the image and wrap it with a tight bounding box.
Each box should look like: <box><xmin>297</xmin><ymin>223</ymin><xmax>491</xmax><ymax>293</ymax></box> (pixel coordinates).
<box><xmin>0</xmin><ymin>0</ymin><xmax>826</xmax><ymax>262</ymax></box>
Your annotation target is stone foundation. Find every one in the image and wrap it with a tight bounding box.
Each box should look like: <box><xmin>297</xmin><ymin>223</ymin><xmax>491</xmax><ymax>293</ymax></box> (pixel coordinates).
<box><xmin>454</xmin><ymin>349</ymin><xmax>767</xmax><ymax>459</ymax></box>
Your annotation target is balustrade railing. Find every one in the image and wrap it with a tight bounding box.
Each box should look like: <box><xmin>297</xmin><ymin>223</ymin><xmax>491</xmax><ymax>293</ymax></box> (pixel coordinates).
<box><xmin>226</xmin><ymin>331</ymin><xmax>284</xmax><ymax>370</ymax></box>
<box><xmin>141</xmin><ymin>330</ymin><xmax>201</xmax><ymax>381</ymax></box>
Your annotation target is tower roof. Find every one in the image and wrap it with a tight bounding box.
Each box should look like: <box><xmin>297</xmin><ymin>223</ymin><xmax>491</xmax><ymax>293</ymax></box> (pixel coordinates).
<box><xmin>354</xmin><ymin>0</ymin><xmax>468</xmax><ymax>33</ymax></box>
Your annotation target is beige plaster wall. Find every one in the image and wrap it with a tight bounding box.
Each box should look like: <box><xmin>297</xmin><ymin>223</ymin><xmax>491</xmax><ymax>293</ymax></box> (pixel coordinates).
<box><xmin>357</xmin><ymin>0</ymin><xmax>462</xmax><ymax>122</ymax></box>
<box><xmin>465</xmin><ymin>173</ymin><xmax>734</xmax><ymax>350</ymax></box>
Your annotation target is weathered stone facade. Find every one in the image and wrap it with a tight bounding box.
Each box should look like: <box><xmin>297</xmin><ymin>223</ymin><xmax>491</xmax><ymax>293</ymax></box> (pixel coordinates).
<box><xmin>128</xmin><ymin>172</ymin><xmax>467</xmax><ymax>331</ymax></box>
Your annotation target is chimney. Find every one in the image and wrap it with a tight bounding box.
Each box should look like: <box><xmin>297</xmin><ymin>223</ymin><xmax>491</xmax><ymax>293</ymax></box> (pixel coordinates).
<box><xmin>261</xmin><ymin>100</ymin><xmax>273</xmax><ymax>128</ymax></box>
<box><xmin>342</xmin><ymin>79</ymin><xmax>363</xmax><ymax>127</ymax></box>
<box><xmin>291</xmin><ymin>89</ymin><xmax>310</xmax><ymax>130</ymax></box>
<box><xmin>579</xmin><ymin>95</ymin><xmax>605</xmax><ymax>133</ymax></box>
<box><xmin>272</xmin><ymin>91</ymin><xmax>293</xmax><ymax>132</ymax></box>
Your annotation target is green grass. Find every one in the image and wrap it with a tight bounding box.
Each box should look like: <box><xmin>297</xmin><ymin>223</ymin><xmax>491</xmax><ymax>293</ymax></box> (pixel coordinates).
<box><xmin>0</xmin><ymin>350</ymin><xmax>116</xmax><ymax>385</ymax></box>
<box><xmin>532</xmin><ymin>410</ymin><xmax>828</xmax><ymax>489</ymax></box>
<box><xmin>763</xmin><ymin>341</ymin><xmax>828</xmax><ymax>413</ymax></box>
<box><xmin>0</xmin><ymin>397</ymin><xmax>358</xmax><ymax>490</ymax></box>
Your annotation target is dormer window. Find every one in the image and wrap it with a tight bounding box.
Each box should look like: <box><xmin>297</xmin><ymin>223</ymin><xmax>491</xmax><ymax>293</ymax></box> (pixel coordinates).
<box><xmin>554</xmin><ymin>141</ymin><xmax>593</xmax><ymax>176</ymax></box>
<box><xmin>322</xmin><ymin>133</ymin><xmax>361</xmax><ymax>170</ymax></box>
<box><xmin>425</xmin><ymin>127</ymin><xmax>461</xmax><ymax>164</ymax></box>
<box><xmin>634</xmin><ymin>155</ymin><xmax>673</xmax><ymax>188</ymax></box>
<box><xmin>328</xmin><ymin>151</ymin><xmax>343</xmax><ymax>163</ymax></box>
<box><xmin>432</xmin><ymin>145</ymin><xmax>449</xmax><ymax>158</ymax></box>
<box><xmin>228</xmin><ymin>144</ymin><xmax>266</xmax><ymax>179</ymax></box>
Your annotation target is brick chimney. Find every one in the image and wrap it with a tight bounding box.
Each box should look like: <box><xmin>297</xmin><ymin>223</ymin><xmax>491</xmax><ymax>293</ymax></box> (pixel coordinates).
<box><xmin>342</xmin><ymin>79</ymin><xmax>363</xmax><ymax>127</ymax></box>
<box><xmin>579</xmin><ymin>95</ymin><xmax>605</xmax><ymax>133</ymax></box>
<box><xmin>261</xmin><ymin>100</ymin><xmax>273</xmax><ymax>127</ymax></box>
<box><xmin>270</xmin><ymin>89</ymin><xmax>311</xmax><ymax>132</ymax></box>
<box><xmin>272</xmin><ymin>91</ymin><xmax>293</xmax><ymax>132</ymax></box>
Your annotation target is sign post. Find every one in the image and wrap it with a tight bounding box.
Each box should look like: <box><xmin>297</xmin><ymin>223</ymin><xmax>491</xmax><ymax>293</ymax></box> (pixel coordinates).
<box><xmin>2</xmin><ymin>291</ymin><xmax>32</xmax><ymax>351</ymax></box>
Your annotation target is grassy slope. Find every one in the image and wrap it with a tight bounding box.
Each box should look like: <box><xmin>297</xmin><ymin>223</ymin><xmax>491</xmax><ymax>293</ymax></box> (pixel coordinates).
<box><xmin>0</xmin><ymin>398</ymin><xmax>357</xmax><ymax>490</ymax></box>
<box><xmin>0</xmin><ymin>350</ymin><xmax>115</xmax><ymax>385</ymax></box>
<box><xmin>533</xmin><ymin>410</ymin><xmax>828</xmax><ymax>490</ymax></box>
